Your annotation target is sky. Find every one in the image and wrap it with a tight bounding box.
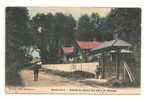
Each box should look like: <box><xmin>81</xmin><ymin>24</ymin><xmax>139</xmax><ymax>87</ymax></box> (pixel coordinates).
<box><xmin>27</xmin><ymin>7</ymin><xmax>112</xmax><ymax>20</ymax></box>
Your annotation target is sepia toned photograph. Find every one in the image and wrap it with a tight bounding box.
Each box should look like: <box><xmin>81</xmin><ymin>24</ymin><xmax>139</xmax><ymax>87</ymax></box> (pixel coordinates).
<box><xmin>5</xmin><ymin>7</ymin><xmax>141</xmax><ymax>94</ymax></box>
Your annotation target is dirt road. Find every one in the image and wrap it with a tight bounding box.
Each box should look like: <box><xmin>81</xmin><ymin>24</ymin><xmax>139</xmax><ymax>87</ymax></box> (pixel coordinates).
<box><xmin>6</xmin><ymin>70</ymin><xmax>140</xmax><ymax>94</ymax></box>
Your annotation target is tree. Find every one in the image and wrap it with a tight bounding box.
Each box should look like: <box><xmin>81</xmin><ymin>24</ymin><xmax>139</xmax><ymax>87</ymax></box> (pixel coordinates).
<box><xmin>77</xmin><ymin>13</ymin><xmax>103</xmax><ymax>41</ymax></box>
<box><xmin>31</xmin><ymin>13</ymin><xmax>49</xmax><ymax>63</ymax></box>
<box><xmin>63</xmin><ymin>14</ymin><xmax>76</xmax><ymax>46</ymax></box>
<box><xmin>31</xmin><ymin>13</ymin><xmax>76</xmax><ymax>63</ymax></box>
<box><xmin>77</xmin><ymin>14</ymin><xmax>91</xmax><ymax>41</ymax></box>
<box><xmin>89</xmin><ymin>13</ymin><xmax>104</xmax><ymax>41</ymax></box>
<box><xmin>6</xmin><ymin>7</ymin><xmax>31</xmax><ymax>86</ymax></box>
<box><xmin>99</xmin><ymin>8</ymin><xmax>141</xmax><ymax>42</ymax></box>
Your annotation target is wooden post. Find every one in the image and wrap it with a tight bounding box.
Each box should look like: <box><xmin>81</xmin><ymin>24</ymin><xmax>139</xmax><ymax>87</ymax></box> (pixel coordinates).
<box><xmin>102</xmin><ymin>53</ymin><xmax>105</xmax><ymax>79</ymax></box>
<box><xmin>123</xmin><ymin>63</ymin><xmax>126</xmax><ymax>81</ymax></box>
<box><xmin>116</xmin><ymin>49</ymin><xmax>120</xmax><ymax>80</ymax></box>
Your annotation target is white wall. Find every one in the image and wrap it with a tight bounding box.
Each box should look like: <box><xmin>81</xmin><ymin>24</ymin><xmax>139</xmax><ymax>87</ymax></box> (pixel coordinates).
<box><xmin>42</xmin><ymin>62</ymin><xmax>98</xmax><ymax>74</ymax></box>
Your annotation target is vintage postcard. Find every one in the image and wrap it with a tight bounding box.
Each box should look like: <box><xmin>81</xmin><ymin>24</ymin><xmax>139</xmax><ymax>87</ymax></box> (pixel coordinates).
<box><xmin>5</xmin><ymin>7</ymin><xmax>141</xmax><ymax>94</ymax></box>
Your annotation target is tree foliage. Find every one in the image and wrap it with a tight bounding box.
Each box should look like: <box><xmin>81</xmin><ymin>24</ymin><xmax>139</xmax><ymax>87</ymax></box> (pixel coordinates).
<box><xmin>31</xmin><ymin>13</ymin><xmax>76</xmax><ymax>63</ymax></box>
<box><xmin>99</xmin><ymin>8</ymin><xmax>141</xmax><ymax>42</ymax></box>
<box><xmin>6</xmin><ymin>7</ymin><xmax>31</xmax><ymax>86</ymax></box>
<box><xmin>77</xmin><ymin>13</ymin><xmax>104</xmax><ymax>41</ymax></box>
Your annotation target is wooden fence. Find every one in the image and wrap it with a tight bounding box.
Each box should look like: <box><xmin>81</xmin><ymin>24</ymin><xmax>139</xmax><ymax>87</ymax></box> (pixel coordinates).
<box><xmin>42</xmin><ymin>62</ymin><xmax>98</xmax><ymax>74</ymax></box>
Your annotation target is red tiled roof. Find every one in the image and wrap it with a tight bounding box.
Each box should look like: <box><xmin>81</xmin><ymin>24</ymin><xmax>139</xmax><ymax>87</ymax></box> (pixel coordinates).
<box><xmin>62</xmin><ymin>47</ymin><xmax>74</xmax><ymax>54</ymax></box>
<box><xmin>76</xmin><ymin>41</ymin><xmax>103</xmax><ymax>49</ymax></box>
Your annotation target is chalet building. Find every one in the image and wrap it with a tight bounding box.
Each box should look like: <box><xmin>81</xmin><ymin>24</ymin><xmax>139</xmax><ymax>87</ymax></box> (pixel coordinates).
<box><xmin>61</xmin><ymin>47</ymin><xmax>74</xmax><ymax>63</ymax></box>
<box><xmin>60</xmin><ymin>40</ymin><xmax>103</xmax><ymax>63</ymax></box>
<box><xmin>74</xmin><ymin>41</ymin><xmax>103</xmax><ymax>62</ymax></box>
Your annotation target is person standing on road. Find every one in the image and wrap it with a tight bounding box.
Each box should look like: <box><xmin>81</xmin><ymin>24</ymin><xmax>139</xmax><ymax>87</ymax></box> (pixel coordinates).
<box><xmin>33</xmin><ymin>61</ymin><xmax>41</xmax><ymax>81</ymax></box>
